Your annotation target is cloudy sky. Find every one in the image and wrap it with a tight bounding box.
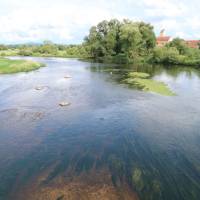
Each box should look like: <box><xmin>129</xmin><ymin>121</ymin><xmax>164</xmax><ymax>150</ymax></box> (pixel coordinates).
<box><xmin>0</xmin><ymin>0</ymin><xmax>199</xmax><ymax>44</ymax></box>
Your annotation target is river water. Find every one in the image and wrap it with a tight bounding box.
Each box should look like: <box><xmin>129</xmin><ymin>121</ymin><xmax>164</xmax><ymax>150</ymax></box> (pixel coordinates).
<box><xmin>0</xmin><ymin>57</ymin><xmax>200</xmax><ymax>200</ymax></box>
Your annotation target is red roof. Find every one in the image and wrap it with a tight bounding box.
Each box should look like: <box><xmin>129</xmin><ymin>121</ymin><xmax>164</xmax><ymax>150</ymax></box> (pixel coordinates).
<box><xmin>185</xmin><ymin>40</ymin><xmax>199</xmax><ymax>42</ymax></box>
<box><xmin>185</xmin><ymin>40</ymin><xmax>200</xmax><ymax>48</ymax></box>
<box><xmin>156</xmin><ymin>36</ymin><xmax>171</xmax><ymax>42</ymax></box>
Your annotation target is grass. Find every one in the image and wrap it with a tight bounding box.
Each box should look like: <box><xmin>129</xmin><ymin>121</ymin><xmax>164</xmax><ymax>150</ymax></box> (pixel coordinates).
<box><xmin>0</xmin><ymin>58</ymin><xmax>44</xmax><ymax>74</ymax></box>
<box><xmin>0</xmin><ymin>49</ymin><xmax>19</xmax><ymax>56</ymax></box>
<box><xmin>124</xmin><ymin>72</ymin><xmax>175</xmax><ymax>96</ymax></box>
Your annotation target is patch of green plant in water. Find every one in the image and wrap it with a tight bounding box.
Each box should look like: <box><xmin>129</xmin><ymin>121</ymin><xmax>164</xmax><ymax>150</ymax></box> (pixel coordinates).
<box><xmin>131</xmin><ymin>167</ymin><xmax>162</xmax><ymax>199</ymax></box>
<box><xmin>124</xmin><ymin>72</ymin><xmax>175</xmax><ymax>96</ymax></box>
<box><xmin>152</xmin><ymin>180</ymin><xmax>161</xmax><ymax>194</ymax></box>
<box><xmin>132</xmin><ymin>168</ymin><xmax>144</xmax><ymax>191</ymax></box>
<box><xmin>129</xmin><ymin>72</ymin><xmax>150</xmax><ymax>79</ymax></box>
<box><xmin>0</xmin><ymin>58</ymin><xmax>44</xmax><ymax>74</ymax></box>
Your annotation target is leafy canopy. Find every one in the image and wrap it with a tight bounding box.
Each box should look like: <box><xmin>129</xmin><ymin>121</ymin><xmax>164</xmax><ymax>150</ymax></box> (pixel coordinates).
<box><xmin>84</xmin><ymin>19</ymin><xmax>156</xmax><ymax>62</ymax></box>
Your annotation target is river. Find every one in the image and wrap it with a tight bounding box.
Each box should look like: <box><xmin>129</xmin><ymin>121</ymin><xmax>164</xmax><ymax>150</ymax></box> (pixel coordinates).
<box><xmin>0</xmin><ymin>57</ymin><xmax>200</xmax><ymax>200</ymax></box>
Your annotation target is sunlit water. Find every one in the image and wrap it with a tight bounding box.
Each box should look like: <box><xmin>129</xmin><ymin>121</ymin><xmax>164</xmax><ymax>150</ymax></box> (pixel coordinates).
<box><xmin>0</xmin><ymin>57</ymin><xmax>200</xmax><ymax>200</ymax></box>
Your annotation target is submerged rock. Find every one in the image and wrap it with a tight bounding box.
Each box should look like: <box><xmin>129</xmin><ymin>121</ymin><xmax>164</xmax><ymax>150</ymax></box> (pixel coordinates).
<box><xmin>64</xmin><ymin>75</ymin><xmax>72</xmax><ymax>79</ymax></box>
<box><xmin>35</xmin><ymin>86</ymin><xmax>45</xmax><ymax>90</ymax></box>
<box><xmin>59</xmin><ymin>102</ymin><xmax>71</xmax><ymax>107</ymax></box>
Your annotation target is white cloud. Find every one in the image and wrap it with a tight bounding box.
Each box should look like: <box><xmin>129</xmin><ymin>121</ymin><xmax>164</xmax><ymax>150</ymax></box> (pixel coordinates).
<box><xmin>0</xmin><ymin>0</ymin><xmax>199</xmax><ymax>43</ymax></box>
<box><xmin>0</xmin><ymin>2</ymin><xmax>121</xmax><ymax>43</ymax></box>
<box><xmin>173</xmin><ymin>31</ymin><xmax>189</xmax><ymax>39</ymax></box>
<box><xmin>142</xmin><ymin>0</ymin><xmax>187</xmax><ymax>17</ymax></box>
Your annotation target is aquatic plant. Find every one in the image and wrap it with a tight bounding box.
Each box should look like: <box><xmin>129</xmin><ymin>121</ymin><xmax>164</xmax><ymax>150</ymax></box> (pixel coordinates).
<box><xmin>124</xmin><ymin>72</ymin><xmax>175</xmax><ymax>96</ymax></box>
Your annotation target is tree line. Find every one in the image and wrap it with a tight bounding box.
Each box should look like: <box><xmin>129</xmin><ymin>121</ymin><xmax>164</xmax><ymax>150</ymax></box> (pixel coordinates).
<box><xmin>1</xmin><ymin>19</ymin><xmax>200</xmax><ymax>66</ymax></box>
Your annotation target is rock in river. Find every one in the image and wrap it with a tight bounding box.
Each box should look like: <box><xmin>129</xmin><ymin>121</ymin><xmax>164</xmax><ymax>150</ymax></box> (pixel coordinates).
<box><xmin>35</xmin><ymin>86</ymin><xmax>45</xmax><ymax>90</ymax></box>
<box><xmin>59</xmin><ymin>102</ymin><xmax>71</xmax><ymax>107</ymax></box>
<box><xmin>64</xmin><ymin>75</ymin><xmax>72</xmax><ymax>79</ymax></box>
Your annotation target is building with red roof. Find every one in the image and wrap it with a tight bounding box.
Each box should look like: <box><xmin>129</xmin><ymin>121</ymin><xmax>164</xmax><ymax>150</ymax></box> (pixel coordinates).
<box><xmin>156</xmin><ymin>29</ymin><xmax>171</xmax><ymax>47</ymax></box>
<box><xmin>185</xmin><ymin>40</ymin><xmax>200</xmax><ymax>49</ymax></box>
<box><xmin>156</xmin><ymin>29</ymin><xmax>200</xmax><ymax>49</ymax></box>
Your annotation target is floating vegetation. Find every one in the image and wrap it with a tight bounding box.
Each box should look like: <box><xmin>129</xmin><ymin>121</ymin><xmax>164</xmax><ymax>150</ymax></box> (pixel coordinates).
<box><xmin>129</xmin><ymin>72</ymin><xmax>150</xmax><ymax>79</ymax></box>
<box><xmin>123</xmin><ymin>72</ymin><xmax>175</xmax><ymax>96</ymax></box>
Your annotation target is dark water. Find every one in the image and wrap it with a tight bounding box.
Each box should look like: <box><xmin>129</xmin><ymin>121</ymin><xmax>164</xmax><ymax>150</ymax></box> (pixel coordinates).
<box><xmin>0</xmin><ymin>57</ymin><xmax>200</xmax><ymax>200</ymax></box>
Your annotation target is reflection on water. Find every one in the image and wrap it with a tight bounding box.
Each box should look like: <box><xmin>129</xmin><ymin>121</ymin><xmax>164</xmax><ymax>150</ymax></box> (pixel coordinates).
<box><xmin>0</xmin><ymin>58</ymin><xmax>200</xmax><ymax>200</ymax></box>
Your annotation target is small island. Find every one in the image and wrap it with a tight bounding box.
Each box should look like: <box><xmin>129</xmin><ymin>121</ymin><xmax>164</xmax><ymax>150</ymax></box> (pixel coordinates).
<box><xmin>123</xmin><ymin>72</ymin><xmax>175</xmax><ymax>96</ymax></box>
<box><xmin>0</xmin><ymin>58</ymin><xmax>44</xmax><ymax>74</ymax></box>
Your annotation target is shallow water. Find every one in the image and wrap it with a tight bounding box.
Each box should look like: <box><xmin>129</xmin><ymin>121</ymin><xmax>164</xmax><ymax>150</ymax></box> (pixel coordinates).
<box><xmin>0</xmin><ymin>57</ymin><xmax>200</xmax><ymax>200</ymax></box>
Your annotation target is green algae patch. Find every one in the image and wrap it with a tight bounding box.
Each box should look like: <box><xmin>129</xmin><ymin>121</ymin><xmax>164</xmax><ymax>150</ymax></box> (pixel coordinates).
<box><xmin>0</xmin><ymin>58</ymin><xmax>44</xmax><ymax>74</ymax></box>
<box><xmin>124</xmin><ymin>72</ymin><xmax>175</xmax><ymax>96</ymax></box>
<box><xmin>129</xmin><ymin>72</ymin><xmax>150</xmax><ymax>79</ymax></box>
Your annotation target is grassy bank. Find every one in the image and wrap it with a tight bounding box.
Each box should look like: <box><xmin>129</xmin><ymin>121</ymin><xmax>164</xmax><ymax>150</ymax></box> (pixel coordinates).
<box><xmin>0</xmin><ymin>58</ymin><xmax>44</xmax><ymax>74</ymax></box>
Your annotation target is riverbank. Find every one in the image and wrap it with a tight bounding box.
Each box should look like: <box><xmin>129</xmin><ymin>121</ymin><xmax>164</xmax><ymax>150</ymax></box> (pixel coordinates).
<box><xmin>1</xmin><ymin>45</ymin><xmax>200</xmax><ymax>68</ymax></box>
<box><xmin>0</xmin><ymin>58</ymin><xmax>44</xmax><ymax>74</ymax></box>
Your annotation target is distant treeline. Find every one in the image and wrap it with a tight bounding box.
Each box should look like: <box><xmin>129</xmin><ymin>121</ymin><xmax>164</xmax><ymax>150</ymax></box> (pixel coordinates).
<box><xmin>1</xmin><ymin>19</ymin><xmax>200</xmax><ymax>66</ymax></box>
<box><xmin>0</xmin><ymin>41</ymin><xmax>89</xmax><ymax>58</ymax></box>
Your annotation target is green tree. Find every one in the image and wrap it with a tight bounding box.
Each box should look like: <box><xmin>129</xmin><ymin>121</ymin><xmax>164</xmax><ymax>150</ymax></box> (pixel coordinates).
<box><xmin>38</xmin><ymin>41</ymin><xmax>58</xmax><ymax>55</ymax></box>
<box><xmin>119</xmin><ymin>20</ymin><xmax>142</xmax><ymax>60</ymax></box>
<box><xmin>85</xmin><ymin>19</ymin><xmax>156</xmax><ymax>63</ymax></box>
<box><xmin>0</xmin><ymin>45</ymin><xmax>8</xmax><ymax>50</ymax></box>
<box><xmin>168</xmin><ymin>38</ymin><xmax>188</xmax><ymax>55</ymax></box>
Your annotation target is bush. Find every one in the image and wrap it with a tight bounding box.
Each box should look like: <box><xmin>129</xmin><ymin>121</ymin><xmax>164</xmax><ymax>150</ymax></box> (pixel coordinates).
<box><xmin>152</xmin><ymin>46</ymin><xmax>200</xmax><ymax>66</ymax></box>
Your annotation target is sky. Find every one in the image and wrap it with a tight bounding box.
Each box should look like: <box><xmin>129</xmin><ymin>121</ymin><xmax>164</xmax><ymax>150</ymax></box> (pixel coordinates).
<box><xmin>0</xmin><ymin>0</ymin><xmax>199</xmax><ymax>44</ymax></box>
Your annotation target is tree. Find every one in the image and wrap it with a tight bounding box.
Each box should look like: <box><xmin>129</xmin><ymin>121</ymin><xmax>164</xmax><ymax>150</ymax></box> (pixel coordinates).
<box><xmin>168</xmin><ymin>38</ymin><xmax>188</xmax><ymax>55</ymax></box>
<box><xmin>38</xmin><ymin>41</ymin><xmax>58</xmax><ymax>55</ymax></box>
<box><xmin>138</xmin><ymin>22</ymin><xmax>156</xmax><ymax>53</ymax></box>
<box><xmin>84</xmin><ymin>19</ymin><xmax>156</xmax><ymax>63</ymax></box>
<box><xmin>0</xmin><ymin>45</ymin><xmax>8</xmax><ymax>50</ymax></box>
<box><xmin>119</xmin><ymin>21</ymin><xmax>142</xmax><ymax>59</ymax></box>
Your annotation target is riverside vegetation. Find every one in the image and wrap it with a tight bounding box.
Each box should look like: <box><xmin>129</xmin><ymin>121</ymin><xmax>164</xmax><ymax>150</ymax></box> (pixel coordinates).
<box><xmin>1</xmin><ymin>19</ymin><xmax>200</xmax><ymax>66</ymax></box>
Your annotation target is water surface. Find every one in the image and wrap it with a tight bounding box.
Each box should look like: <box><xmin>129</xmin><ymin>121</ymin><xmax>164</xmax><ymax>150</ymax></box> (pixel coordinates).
<box><xmin>0</xmin><ymin>57</ymin><xmax>200</xmax><ymax>200</ymax></box>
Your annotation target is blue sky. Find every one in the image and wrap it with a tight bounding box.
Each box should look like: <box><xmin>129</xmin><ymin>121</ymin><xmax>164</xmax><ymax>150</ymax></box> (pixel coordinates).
<box><xmin>0</xmin><ymin>0</ymin><xmax>199</xmax><ymax>44</ymax></box>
